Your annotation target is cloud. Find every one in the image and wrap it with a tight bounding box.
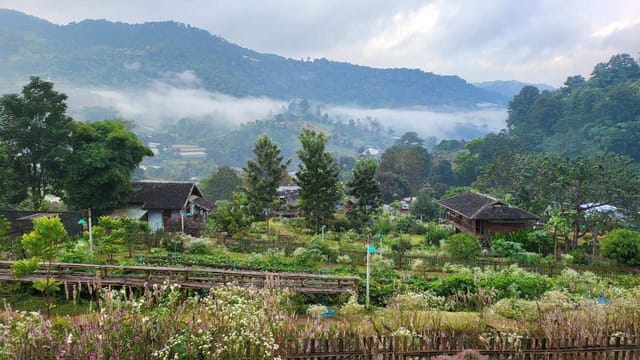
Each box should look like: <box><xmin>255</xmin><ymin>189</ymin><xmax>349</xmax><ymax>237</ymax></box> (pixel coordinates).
<box><xmin>65</xmin><ymin>71</ymin><xmax>286</xmax><ymax>127</ymax></box>
<box><xmin>326</xmin><ymin>105</ymin><xmax>507</xmax><ymax>141</ymax></box>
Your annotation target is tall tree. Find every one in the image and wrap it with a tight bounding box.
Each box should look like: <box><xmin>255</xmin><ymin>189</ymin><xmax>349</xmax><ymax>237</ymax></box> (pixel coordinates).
<box><xmin>243</xmin><ymin>135</ymin><xmax>290</xmax><ymax>220</ymax></box>
<box><xmin>295</xmin><ymin>129</ymin><xmax>342</xmax><ymax>233</ymax></box>
<box><xmin>199</xmin><ymin>166</ymin><xmax>242</xmax><ymax>202</ymax></box>
<box><xmin>377</xmin><ymin>132</ymin><xmax>432</xmax><ymax>197</ymax></box>
<box><xmin>346</xmin><ymin>158</ymin><xmax>382</xmax><ymax>230</ymax></box>
<box><xmin>62</xmin><ymin>120</ymin><xmax>153</xmax><ymax>214</ymax></box>
<box><xmin>0</xmin><ymin>77</ymin><xmax>73</xmax><ymax>209</ymax></box>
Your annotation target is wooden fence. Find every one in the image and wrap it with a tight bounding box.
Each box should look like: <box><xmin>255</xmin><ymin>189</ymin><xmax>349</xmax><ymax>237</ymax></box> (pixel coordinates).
<box><xmin>0</xmin><ymin>261</ymin><xmax>358</xmax><ymax>294</ymax></box>
<box><xmin>282</xmin><ymin>334</ymin><xmax>640</xmax><ymax>359</ymax></box>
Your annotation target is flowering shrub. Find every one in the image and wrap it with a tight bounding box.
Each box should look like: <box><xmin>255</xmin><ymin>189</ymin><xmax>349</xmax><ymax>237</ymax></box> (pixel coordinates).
<box><xmin>0</xmin><ymin>282</ymin><xmax>292</xmax><ymax>359</ymax></box>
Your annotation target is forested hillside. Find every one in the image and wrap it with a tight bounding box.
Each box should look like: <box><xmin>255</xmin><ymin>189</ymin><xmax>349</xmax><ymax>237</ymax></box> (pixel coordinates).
<box><xmin>0</xmin><ymin>9</ymin><xmax>505</xmax><ymax>108</ymax></box>
<box><xmin>454</xmin><ymin>53</ymin><xmax>640</xmax><ymax>181</ymax></box>
<box><xmin>447</xmin><ymin>54</ymin><xmax>640</xmax><ymax>231</ymax></box>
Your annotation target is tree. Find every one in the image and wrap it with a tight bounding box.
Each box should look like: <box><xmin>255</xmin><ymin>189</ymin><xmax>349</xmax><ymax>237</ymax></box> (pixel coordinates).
<box><xmin>62</xmin><ymin>120</ymin><xmax>153</xmax><ymax>214</ymax></box>
<box><xmin>0</xmin><ymin>77</ymin><xmax>73</xmax><ymax>209</ymax></box>
<box><xmin>391</xmin><ymin>237</ymin><xmax>413</xmax><ymax>270</ymax></box>
<box><xmin>590</xmin><ymin>54</ymin><xmax>640</xmax><ymax>88</ymax></box>
<box><xmin>93</xmin><ymin>216</ymin><xmax>125</xmax><ymax>263</ymax></box>
<box><xmin>377</xmin><ymin>133</ymin><xmax>432</xmax><ymax>194</ymax></box>
<box><xmin>16</xmin><ymin>216</ymin><xmax>67</xmax><ymax>315</ymax></box>
<box><xmin>346</xmin><ymin>158</ymin><xmax>382</xmax><ymax>230</ymax></box>
<box><xmin>199</xmin><ymin>166</ymin><xmax>242</xmax><ymax>202</ymax></box>
<box><xmin>600</xmin><ymin>229</ymin><xmax>640</xmax><ymax>266</ymax></box>
<box><xmin>479</xmin><ymin>153</ymin><xmax>640</xmax><ymax>250</ymax></box>
<box><xmin>411</xmin><ymin>187</ymin><xmax>440</xmax><ymax>221</ymax></box>
<box><xmin>243</xmin><ymin>135</ymin><xmax>290</xmax><ymax>221</ymax></box>
<box><xmin>445</xmin><ymin>233</ymin><xmax>481</xmax><ymax>260</ymax></box>
<box><xmin>214</xmin><ymin>192</ymin><xmax>252</xmax><ymax>237</ymax></box>
<box><xmin>295</xmin><ymin>129</ymin><xmax>342</xmax><ymax>233</ymax></box>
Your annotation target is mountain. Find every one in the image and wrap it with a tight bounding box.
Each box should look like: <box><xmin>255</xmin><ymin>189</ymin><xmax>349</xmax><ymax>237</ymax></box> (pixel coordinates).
<box><xmin>0</xmin><ymin>9</ymin><xmax>506</xmax><ymax>108</ymax></box>
<box><xmin>474</xmin><ymin>80</ymin><xmax>555</xmax><ymax>100</ymax></box>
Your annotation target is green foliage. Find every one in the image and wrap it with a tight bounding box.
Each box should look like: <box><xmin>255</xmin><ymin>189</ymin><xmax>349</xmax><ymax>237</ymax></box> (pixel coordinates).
<box><xmin>213</xmin><ymin>192</ymin><xmax>252</xmax><ymax>236</ymax></box>
<box><xmin>0</xmin><ymin>215</ymin><xmax>15</xmax><ymax>257</ymax></box>
<box><xmin>11</xmin><ymin>257</ymin><xmax>40</xmax><ymax>278</ymax></box>
<box><xmin>391</xmin><ymin>237</ymin><xmax>413</xmax><ymax>269</ymax></box>
<box><xmin>295</xmin><ymin>129</ymin><xmax>342</xmax><ymax>233</ymax></box>
<box><xmin>63</xmin><ymin>119</ymin><xmax>153</xmax><ymax>214</ymax></box>
<box><xmin>411</xmin><ymin>187</ymin><xmax>440</xmax><ymax>221</ymax></box>
<box><xmin>243</xmin><ymin>135</ymin><xmax>290</xmax><ymax>221</ymax></box>
<box><xmin>480</xmin><ymin>152</ymin><xmax>640</xmax><ymax>249</ymax></box>
<box><xmin>0</xmin><ymin>77</ymin><xmax>73</xmax><ymax>209</ymax></box>
<box><xmin>377</xmin><ymin>132</ymin><xmax>432</xmax><ymax>201</ymax></box>
<box><xmin>346</xmin><ymin>158</ymin><xmax>382</xmax><ymax>230</ymax></box>
<box><xmin>521</xmin><ymin>230</ymin><xmax>555</xmax><ymax>254</ymax></box>
<box><xmin>198</xmin><ymin>166</ymin><xmax>242</xmax><ymax>202</ymax></box>
<box><xmin>21</xmin><ymin>216</ymin><xmax>67</xmax><ymax>261</ymax></box>
<box><xmin>445</xmin><ymin>233</ymin><xmax>481</xmax><ymax>260</ymax></box>
<box><xmin>490</xmin><ymin>236</ymin><xmax>526</xmax><ymax>258</ymax></box>
<box><xmin>480</xmin><ymin>268</ymin><xmax>552</xmax><ymax>299</ymax></box>
<box><xmin>429</xmin><ymin>273</ymin><xmax>476</xmax><ymax>297</ymax></box>
<box><xmin>359</xmin><ymin>268</ymin><xmax>400</xmax><ymax>306</ymax></box>
<box><xmin>423</xmin><ymin>223</ymin><xmax>454</xmax><ymax>247</ymax></box>
<box><xmin>32</xmin><ymin>277</ymin><xmax>61</xmax><ymax>294</ymax></box>
<box><xmin>90</xmin><ymin>216</ymin><xmax>125</xmax><ymax>262</ymax></box>
<box><xmin>600</xmin><ymin>228</ymin><xmax>640</xmax><ymax>266</ymax></box>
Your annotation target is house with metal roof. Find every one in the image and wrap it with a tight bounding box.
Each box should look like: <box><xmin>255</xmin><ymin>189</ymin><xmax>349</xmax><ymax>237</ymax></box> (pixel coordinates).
<box><xmin>437</xmin><ymin>192</ymin><xmax>538</xmax><ymax>245</ymax></box>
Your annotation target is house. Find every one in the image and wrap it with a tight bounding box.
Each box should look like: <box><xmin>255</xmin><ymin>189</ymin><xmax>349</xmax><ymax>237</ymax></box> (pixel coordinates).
<box><xmin>438</xmin><ymin>192</ymin><xmax>538</xmax><ymax>245</ymax></box>
<box><xmin>0</xmin><ymin>210</ymin><xmax>83</xmax><ymax>239</ymax></box>
<box><xmin>112</xmin><ymin>181</ymin><xmax>214</xmax><ymax>233</ymax></box>
<box><xmin>276</xmin><ymin>185</ymin><xmax>300</xmax><ymax>217</ymax></box>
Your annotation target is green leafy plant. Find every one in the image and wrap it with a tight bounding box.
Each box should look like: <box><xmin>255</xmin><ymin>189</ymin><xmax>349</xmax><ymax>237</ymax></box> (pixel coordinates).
<box><xmin>600</xmin><ymin>229</ymin><xmax>640</xmax><ymax>266</ymax></box>
<box><xmin>445</xmin><ymin>233</ymin><xmax>481</xmax><ymax>260</ymax></box>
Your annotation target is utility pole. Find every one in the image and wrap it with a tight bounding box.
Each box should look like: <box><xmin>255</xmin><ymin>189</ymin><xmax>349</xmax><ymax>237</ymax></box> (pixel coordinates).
<box><xmin>88</xmin><ymin>208</ymin><xmax>93</xmax><ymax>254</ymax></box>
<box><xmin>366</xmin><ymin>232</ymin><xmax>371</xmax><ymax>310</ymax></box>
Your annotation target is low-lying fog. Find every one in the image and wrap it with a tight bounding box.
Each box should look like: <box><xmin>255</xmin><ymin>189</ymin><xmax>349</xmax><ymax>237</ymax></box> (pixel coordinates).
<box><xmin>59</xmin><ymin>71</ymin><xmax>507</xmax><ymax>142</ymax></box>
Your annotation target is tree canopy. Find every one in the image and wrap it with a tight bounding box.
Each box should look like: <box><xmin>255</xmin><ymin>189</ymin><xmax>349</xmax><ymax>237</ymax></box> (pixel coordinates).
<box><xmin>199</xmin><ymin>166</ymin><xmax>242</xmax><ymax>202</ymax></box>
<box><xmin>62</xmin><ymin>119</ymin><xmax>153</xmax><ymax>214</ymax></box>
<box><xmin>242</xmin><ymin>135</ymin><xmax>290</xmax><ymax>221</ymax></box>
<box><xmin>346</xmin><ymin>158</ymin><xmax>382</xmax><ymax>230</ymax></box>
<box><xmin>295</xmin><ymin>129</ymin><xmax>342</xmax><ymax>233</ymax></box>
<box><xmin>0</xmin><ymin>76</ymin><xmax>73</xmax><ymax>209</ymax></box>
<box><xmin>0</xmin><ymin>78</ymin><xmax>152</xmax><ymax>212</ymax></box>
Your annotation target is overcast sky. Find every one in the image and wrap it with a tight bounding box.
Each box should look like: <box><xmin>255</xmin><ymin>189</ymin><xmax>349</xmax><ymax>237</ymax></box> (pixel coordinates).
<box><xmin>1</xmin><ymin>0</ymin><xmax>639</xmax><ymax>87</ymax></box>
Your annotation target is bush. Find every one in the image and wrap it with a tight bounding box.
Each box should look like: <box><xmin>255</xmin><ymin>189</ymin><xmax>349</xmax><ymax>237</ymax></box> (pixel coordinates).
<box><xmin>490</xmin><ymin>236</ymin><xmax>526</xmax><ymax>258</ymax></box>
<box><xmin>394</xmin><ymin>215</ymin><xmax>426</xmax><ymax>234</ymax></box>
<box><xmin>161</xmin><ymin>233</ymin><xmax>184</xmax><ymax>253</ymax></box>
<box><xmin>600</xmin><ymin>229</ymin><xmax>640</xmax><ymax>266</ymax></box>
<box><xmin>445</xmin><ymin>233</ymin><xmax>481</xmax><ymax>260</ymax></box>
<box><xmin>481</xmin><ymin>269</ymin><xmax>551</xmax><ymax>299</ymax></box>
<box><xmin>522</xmin><ymin>230</ymin><xmax>554</xmax><ymax>254</ymax></box>
<box><xmin>183</xmin><ymin>237</ymin><xmax>212</xmax><ymax>255</ymax></box>
<box><xmin>423</xmin><ymin>223</ymin><xmax>454</xmax><ymax>247</ymax></box>
<box><xmin>429</xmin><ymin>273</ymin><xmax>475</xmax><ymax>297</ymax></box>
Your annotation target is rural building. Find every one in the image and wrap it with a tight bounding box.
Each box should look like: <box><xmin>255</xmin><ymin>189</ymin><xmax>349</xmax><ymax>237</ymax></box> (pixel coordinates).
<box><xmin>0</xmin><ymin>210</ymin><xmax>84</xmax><ymax>239</ymax></box>
<box><xmin>438</xmin><ymin>192</ymin><xmax>538</xmax><ymax>245</ymax></box>
<box><xmin>276</xmin><ymin>185</ymin><xmax>300</xmax><ymax>217</ymax></box>
<box><xmin>111</xmin><ymin>181</ymin><xmax>214</xmax><ymax>234</ymax></box>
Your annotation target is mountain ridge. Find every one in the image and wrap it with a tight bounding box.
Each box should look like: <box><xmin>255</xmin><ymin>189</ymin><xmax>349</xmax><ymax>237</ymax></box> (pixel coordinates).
<box><xmin>0</xmin><ymin>8</ymin><xmax>508</xmax><ymax>108</ymax></box>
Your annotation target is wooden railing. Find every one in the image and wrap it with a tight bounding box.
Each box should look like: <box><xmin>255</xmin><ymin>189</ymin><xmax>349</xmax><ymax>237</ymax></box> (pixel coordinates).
<box><xmin>0</xmin><ymin>261</ymin><xmax>358</xmax><ymax>294</ymax></box>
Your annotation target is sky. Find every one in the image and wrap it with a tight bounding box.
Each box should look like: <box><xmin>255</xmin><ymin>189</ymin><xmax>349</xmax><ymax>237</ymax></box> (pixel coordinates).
<box><xmin>1</xmin><ymin>0</ymin><xmax>639</xmax><ymax>87</ymax></box>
